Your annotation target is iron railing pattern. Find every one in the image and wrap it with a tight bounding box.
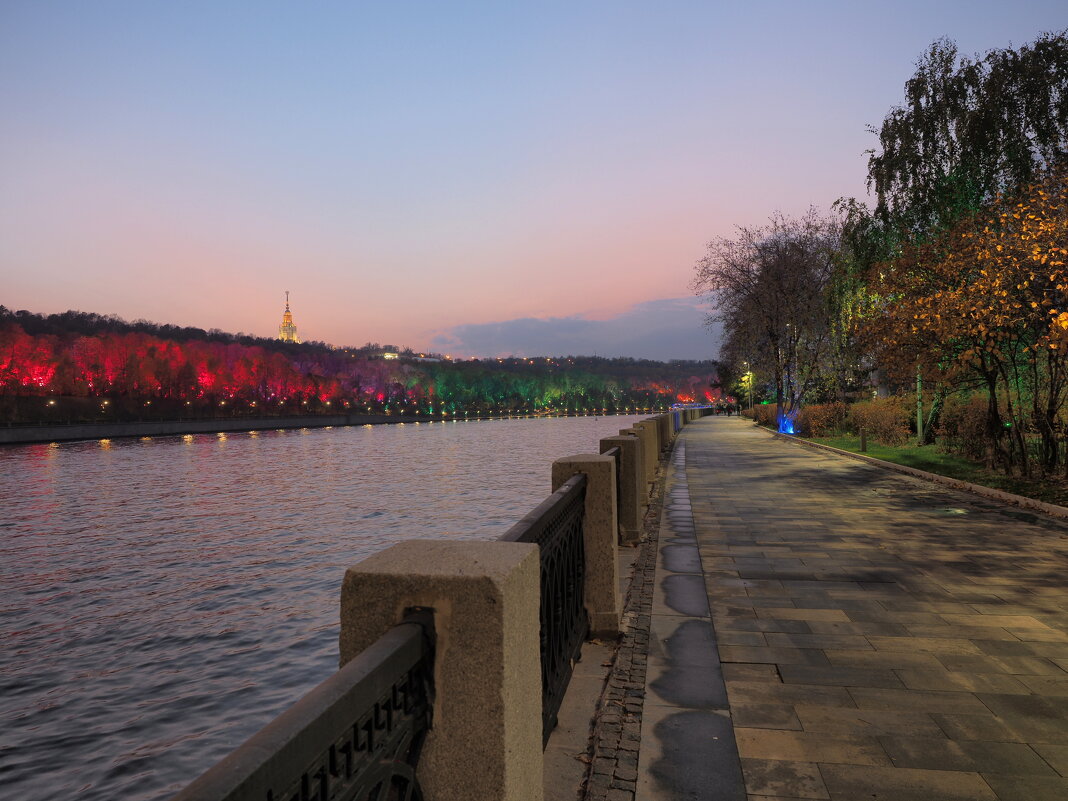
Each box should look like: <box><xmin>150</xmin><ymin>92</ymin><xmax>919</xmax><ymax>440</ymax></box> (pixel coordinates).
<box><xmin>171</xmin><ymin>612</ymin><xmax>434</xmax><ymax>801</ymax></box>
<box><xmin>500</xmin><ymin>474</ymin><xmax>588</xmax><ymax>746</ymax></box>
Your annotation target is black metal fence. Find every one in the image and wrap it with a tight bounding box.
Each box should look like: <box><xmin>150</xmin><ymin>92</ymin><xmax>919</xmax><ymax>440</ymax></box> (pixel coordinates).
<box><xmin>171</xmin><ymin>611</ymin><xmax>434</xmax><ymax>801</ymax></box>
<box><xmin>499</xmin><ymin>474</ymin><xmax>589</xmax><ymax>746</ymax></box>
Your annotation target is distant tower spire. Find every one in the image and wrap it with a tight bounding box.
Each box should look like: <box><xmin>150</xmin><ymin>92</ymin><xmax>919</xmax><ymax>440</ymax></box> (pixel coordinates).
<box><xmin>279</xmin><ymin>291</ymin><xmax>301</xmax><ymax>343</ymax></box>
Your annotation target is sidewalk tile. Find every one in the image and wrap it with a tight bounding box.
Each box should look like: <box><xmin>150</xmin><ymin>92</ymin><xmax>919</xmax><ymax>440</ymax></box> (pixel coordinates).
<box><xmin>740</xmin><ymin>758</ymin><xmax>829</xmax><ymax>799</ymax></box>
<box><xmin>819</xmin><ymin>764</ymin><xmax>995</xmax><ymax>800</ymax></box>
<box><xmin>979</xmin><ymin>774</ymin><xmax>1068</xmax><ymax>801</ymax></box>
<box><xmin>777</xmin><ymin>664</ymin><xmax>904</xmax><ymax>689</ymax></box>
<box><xmin>735</xmin><ymin>728</ymin><xmax>890</xmax><ymax>766</ymax></box>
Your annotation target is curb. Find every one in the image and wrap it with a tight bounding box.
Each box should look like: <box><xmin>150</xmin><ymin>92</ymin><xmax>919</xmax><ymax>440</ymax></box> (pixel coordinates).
<box><xmin>769</xmin><ymin>430</ymin><xmax>1068</xmax><ymax>522</ymax></box>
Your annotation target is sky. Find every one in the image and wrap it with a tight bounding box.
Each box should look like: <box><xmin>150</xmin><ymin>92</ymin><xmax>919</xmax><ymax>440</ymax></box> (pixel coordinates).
<box><xmin>1</xmin><ymin>2</ymin><xmax>1064</xmax><ymax>361</ymax></box>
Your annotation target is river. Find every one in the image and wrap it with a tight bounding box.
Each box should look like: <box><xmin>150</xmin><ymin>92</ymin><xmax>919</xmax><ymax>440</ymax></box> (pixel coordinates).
<box><xmin>0</xmin><ymin>415</ymin><xmax>646</xmax><ymax>800</ymax></box>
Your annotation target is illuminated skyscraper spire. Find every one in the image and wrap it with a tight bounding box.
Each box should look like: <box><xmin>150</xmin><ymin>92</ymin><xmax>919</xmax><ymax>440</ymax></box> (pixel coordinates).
<box><xmin>278</xmin><ymin>291</ymin><xmax>301</xmax><ymax>343</ymax></box>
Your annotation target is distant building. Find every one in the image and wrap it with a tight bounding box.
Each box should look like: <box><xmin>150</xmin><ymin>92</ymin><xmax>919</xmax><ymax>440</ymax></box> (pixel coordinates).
<box><xmin>278</xmin><ymin>291</ymin><xmax>301</xmax><ymax>343</ymax></box>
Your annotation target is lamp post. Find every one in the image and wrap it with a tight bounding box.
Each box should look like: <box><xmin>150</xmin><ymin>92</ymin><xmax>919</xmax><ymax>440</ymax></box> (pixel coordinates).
<box><xmin>743</xmin><ymin>361</ymin><xmax>754</xmax><ymax>411</ymax></box>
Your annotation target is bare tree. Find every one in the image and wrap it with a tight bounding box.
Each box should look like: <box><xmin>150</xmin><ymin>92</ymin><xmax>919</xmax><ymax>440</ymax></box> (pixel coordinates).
<box><xmin>692</xmin><ymin>210</ymin><xmax>840</xmax><ymax>429</ymax></box>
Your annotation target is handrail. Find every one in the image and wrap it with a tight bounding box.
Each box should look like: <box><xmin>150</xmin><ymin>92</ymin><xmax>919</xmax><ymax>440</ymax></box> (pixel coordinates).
<box><xmin>498</xmin><ymin>474</ymin><xmax>587</xmax><ymax>545</ymax></box>
<box><xmin>171</xmin><ymin>611</ymin><xmax>434</xmax><ymax>801</ymax></box>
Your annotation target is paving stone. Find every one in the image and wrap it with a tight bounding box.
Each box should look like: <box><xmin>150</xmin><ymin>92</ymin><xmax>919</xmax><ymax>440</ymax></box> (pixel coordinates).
<box><xmin>848</xmin><ymin>686</ymin><xmax>989</xmax><ymax>713</ymax></box>
<box><xmin>821</xmin><ymin>648</ymin><xmax>946</xmax><ymax>670</ymax></box>
<box><xmin>726</xmin><ymin>680</ymin><xmax>856</xmax><ymax>709</ymax></box>
<box><xmin>1031</xmin><ymin>742</ymin><xmax>1068</xmax><ymax>776</ymax></box>
<box><xmin>1008</xmin><ymin>627</ymin><xmax>1068</xmax><ymax>642</ymax></box>
<box><xmin>819</xmin><ymin>763</ymin><xmax>997</xmax><ymax>800</ymax></box>
<box><xmin>1048</xmin><ymin>656</ymin><xmax>1068</xmax><ymax>673</ymax></box>
<box><xmin>979</xmin><ymin>774</ymin><xmax>1068</xmax><ymax>801</ymax></box>
<box><xmin>735</xmin><ymin>727</ymin><xmax>890</xmax><ymax>766</ymax></box>
<box><xmin>932</xmin><ymin>711</ymin><xmax>1068</xmax><ymax>744</ymax></box>
<box><xmin>721</xmin><ymin>662</ymin><xmax>781</xmax><ymax>682</ymax></box>
<box><xmin>935</xmin><ymin>654</ymin><xmax>1068</xmax><ymax>675</ymax></box>
<box><xmin>754</xmin><ymin>608</ymin><xmax>851</xmax><ymax>622</ymax></box>
<box><xmin>804</xmin><ymin>619</ymin><xmax>910</xmax><ymax>636</ymax></box>
<box><xmin>777</xmin><ymin>664</ymin><xmax>904</xmax><ymax>689</ymax></box>
<box><xmin>977</xmin><ymin>639</ymin><xmax>1068</xmax><ymax>658</ymax></box>
<box><xmin>893</xmin><ymin>667</ymin><xmax>1032</xmax><ymax>693</ymax></box>
<box><xmin>718</xmin><ymin>645</ymin><xmax>831</xmax><ymax>666</ymax></box>
<box><xmin>763</xmin><ymin>632</ymin><xmax>874</xmax><ymax>650</ymax></box>
<box><xmin>905</xmin><ymin>624</ymin><xmax>1022</xmax><ymax>641</ymax></box>
<box><xmin>716</xmin><ymin>629</ymin><xmax>769</xmax><ymax>647</ymax></box>
<box><xmin>1016</xmin><ymin>673</ymin><xmax>1068</xmax><ymax>696</ymax></box>
<box><xmin>713</xmin><ymin>617</ymin><xmax>812</xmax><ymax>634</ymax></box>
<box><xmin>976</xmin><ymin>692</ymin><xmax>1068</xmax><ymax>719</ymax></box>
<box><xmin>879</xmin><ymin>735</ymin><xmax>1057</xmax><ymax>775</ymax></box>
<box><xmin>793</xmin><ymin>705</ymin><xmax>947</xmax><ymax>737</ymax></box>
<box><xmin>739</xmin><ymin>758</ymin><xmax>829</xmax><ymax>799</ymax></box>
<box><xmin>731</xmin><ymin>702</ymin><xmax>803</xmax><ymax>731</ymax></box>
<box><xmin>843</xmin><ymin>610</ymin><xmax>947</xmax><ymax>624</ymax></box>
<box><xmin>940</xmin><ymin>613</ymin><xmax>1052</xmax><ymax>629</ymax></box>
<box><xmin>866</xmin><ymin>635</ymin><xmax>986</xmax><ymax>654</ymax></box>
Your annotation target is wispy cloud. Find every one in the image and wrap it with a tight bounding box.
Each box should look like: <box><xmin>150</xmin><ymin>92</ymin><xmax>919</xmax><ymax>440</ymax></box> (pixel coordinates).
<box><xmin>431</xmin><ymin>297</ymin><xmax>721</xmax><ymax>361</ymax></box>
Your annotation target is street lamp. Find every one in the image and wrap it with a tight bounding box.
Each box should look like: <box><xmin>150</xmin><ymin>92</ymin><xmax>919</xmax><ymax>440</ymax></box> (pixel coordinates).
<box><xmin>742</xmin><ymin>361</ymin><xmax>754</xmax><ymax>411</ymax></box>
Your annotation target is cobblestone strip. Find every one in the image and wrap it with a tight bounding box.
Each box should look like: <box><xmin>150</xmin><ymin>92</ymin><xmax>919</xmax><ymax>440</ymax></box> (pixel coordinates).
<box><xmin>580</xmin><ymin>452</ymin><xmax>671</xmax><ymax>801</ymax></box>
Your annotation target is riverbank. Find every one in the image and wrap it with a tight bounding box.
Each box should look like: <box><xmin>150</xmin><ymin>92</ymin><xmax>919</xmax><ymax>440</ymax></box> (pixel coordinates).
<box><xmin>0</xmin><ymin>413</ymin><xmax>410</xmax><ymax>445</ymax></box>
<box><xmin>0</xmin><ymin>410</ymin><xmax>659</xmax><ymax>446</ymax></box>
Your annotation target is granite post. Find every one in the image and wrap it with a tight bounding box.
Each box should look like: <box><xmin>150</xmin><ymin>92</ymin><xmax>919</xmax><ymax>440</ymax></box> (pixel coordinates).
<box><xmin>551</xmin><ymin>454</ymin><xmax>621</xmax><ymax>638</ymax></box>
<box><xmin>340</xmin><ymin>540</ymin><xmax>542</xmax><ymax>801</ymax></box>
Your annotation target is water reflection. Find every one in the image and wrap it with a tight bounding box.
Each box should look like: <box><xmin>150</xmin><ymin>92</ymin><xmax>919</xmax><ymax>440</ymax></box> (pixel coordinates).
<box><xmin>0</xmin><ymin>415</ymin><xmax>645</xmax><ymax>801</ymax></box>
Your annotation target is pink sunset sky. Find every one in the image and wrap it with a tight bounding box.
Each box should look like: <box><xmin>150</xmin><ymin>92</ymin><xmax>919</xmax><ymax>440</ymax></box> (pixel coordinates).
<box><xmin>2</xmin><ymin>2</ymin><xmax>1064</xmax><ymax>360</ymax></box>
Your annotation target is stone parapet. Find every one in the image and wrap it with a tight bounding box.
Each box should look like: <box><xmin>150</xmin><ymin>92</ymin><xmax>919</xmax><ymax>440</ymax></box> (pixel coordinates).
<box><xmin>341</xmin><ymin>540</ymin><xmax>542</xmax><ymax>801</ymax></box>
<box><xmin>599</xmin><ymin>435</ymin><xmax>642</xmax><ymax>545</ymax></box>
<box><xmin>551</xmin><ymin>454</ymin><xmax>621</xmax><ymax>638</ymax></box>
<box><xmin>651</xmin><ymin>414</ymin><xmax>671</xmax><ymax>451</ymax></box>
<box><xmin>630</xmin><ymin>421</ymin><xmax>660</xmax><ymax>491</ymax></box>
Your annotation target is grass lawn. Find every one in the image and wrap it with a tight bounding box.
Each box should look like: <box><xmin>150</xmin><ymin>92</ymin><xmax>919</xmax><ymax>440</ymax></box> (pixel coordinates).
<box><xmin>799</xmin><ymin>433</ymin><xmax>1068</xmax><ymax>508</ymax></box>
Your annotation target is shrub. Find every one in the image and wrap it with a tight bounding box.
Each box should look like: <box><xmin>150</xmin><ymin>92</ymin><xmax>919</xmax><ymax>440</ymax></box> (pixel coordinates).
<box><xmin>796</xmin><ymin>402</ymin><xmax>848</xmax><ymax>437</ymax></box>
<box><xmin>937</xmin><ymin>393</ymin><xmax>988</xmax><ymax>461</ymax></box>
<box><xmin>847</xmin><ymin>397</ymin><xmax>910</xmax><ymax>445</ymax></box>
<box><xmin>752</xmin><ymin>404</ymin><xmax>777</xmax><ymax>428</ymax></box>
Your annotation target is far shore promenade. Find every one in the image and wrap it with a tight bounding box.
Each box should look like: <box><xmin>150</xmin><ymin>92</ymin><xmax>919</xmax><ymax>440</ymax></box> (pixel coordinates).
<box><xmin>587</xmin><ymin>415</ymin><xmax>1068</xmax><ymax>801</ymax></box>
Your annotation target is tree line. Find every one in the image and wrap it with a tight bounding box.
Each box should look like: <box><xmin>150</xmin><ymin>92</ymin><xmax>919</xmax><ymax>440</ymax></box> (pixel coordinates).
<box><xmin>0</xmin><ymin>307</ymin><xmax>717</xmax><ymax>424</ymax></box>
<box><xmin>693</xmin><ymin>31</ymin><xmax>1068</xmax><ymax>477</ymax></box>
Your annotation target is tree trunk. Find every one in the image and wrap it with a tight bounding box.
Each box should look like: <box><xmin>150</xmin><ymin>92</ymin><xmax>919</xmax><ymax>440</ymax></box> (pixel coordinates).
<box><xmin>921</xmin><ymin>390</ymin><xmax>944</xmax><ymax>446</ymax></box>
<box><xmin>983</xmin><ymin>375</ymin><xmax>1011</xmax><ymax>473</ymax></box>
<box><xmin>775</xmin><ymin>362</ymin><xmax>784</xmax><ymax>432</ymax></box>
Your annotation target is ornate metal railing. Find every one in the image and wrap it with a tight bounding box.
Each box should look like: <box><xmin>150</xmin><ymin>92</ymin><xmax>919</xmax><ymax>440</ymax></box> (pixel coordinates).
<box><xmin>171</xmin><ymin>610</ymin><xmax>434</xmax><ymax>801</ymax></box>
<box><xmin>499</xmin><ymin>474</ymin><xmax>588</xmax><ymax>746</ymax></box>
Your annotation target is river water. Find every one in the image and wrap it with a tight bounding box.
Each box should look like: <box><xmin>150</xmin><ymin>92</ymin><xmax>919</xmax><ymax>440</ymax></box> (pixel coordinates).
<box><xmin>0</xmin><ymin>415</ymin><xmax>646</xmax><ymax>800</ymax></box>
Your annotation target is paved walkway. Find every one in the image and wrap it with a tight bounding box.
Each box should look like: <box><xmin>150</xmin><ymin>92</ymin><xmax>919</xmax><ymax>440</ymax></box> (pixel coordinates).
<box><xmin>637</xmin><ymin>416</ymin><xmax>1068</xmax><ymax>801</ymax></box>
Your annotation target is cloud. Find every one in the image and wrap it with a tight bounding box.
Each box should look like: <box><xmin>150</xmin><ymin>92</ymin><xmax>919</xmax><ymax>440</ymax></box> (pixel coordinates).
<box><xmin>431</xmin><ymin>297</ymin><xmax>721</xmax><ymax>361</ymax></box>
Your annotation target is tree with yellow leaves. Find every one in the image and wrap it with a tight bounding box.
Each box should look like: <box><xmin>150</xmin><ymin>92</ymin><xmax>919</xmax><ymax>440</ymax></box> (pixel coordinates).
<box><xmin>861</xmin><ymin>170</ymin><xmax>1068</xmax><ymax>476</ymax></box>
